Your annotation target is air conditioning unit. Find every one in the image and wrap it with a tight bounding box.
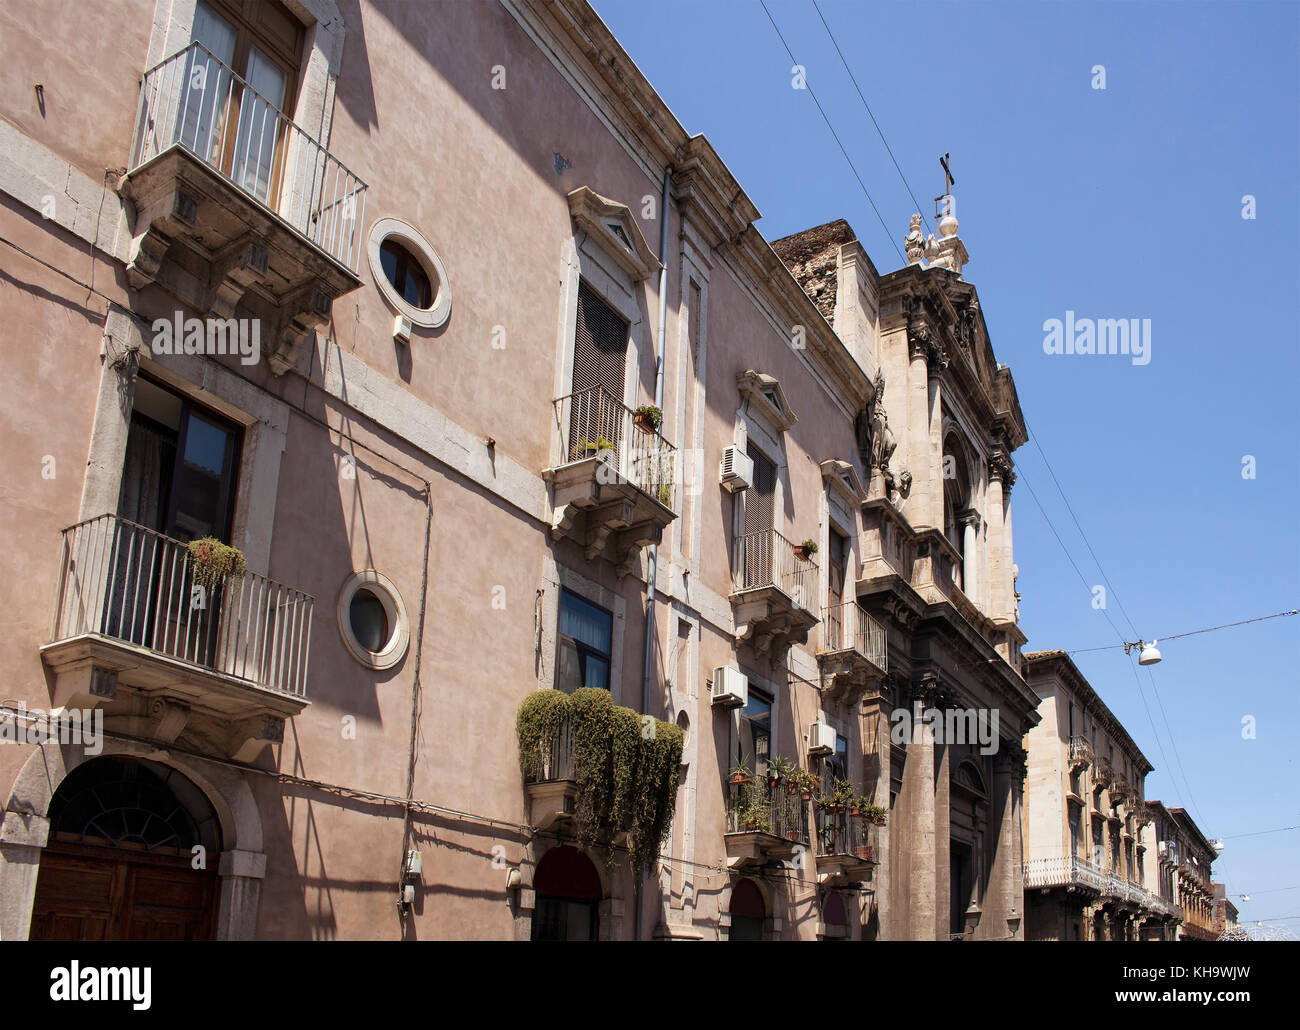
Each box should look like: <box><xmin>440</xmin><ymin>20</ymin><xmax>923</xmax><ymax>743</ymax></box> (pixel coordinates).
<box><xmin>711</xmin><ymin>666</ymin><xmax>748</xmax><ymax>709</ymax></box>
<box><xmin>393</xmin><ymin>313</ymin><xmax>412</xmax><ymax>344</ymax></box>
<box><xmin>719</xmin><ymin>445</ymin><xmax>754</xmax><ymax>492</ymax></box>
<box><xmin>808</xmin><ymin>721</ymin><xmax>836</xmax><ymax>756</ymax></box>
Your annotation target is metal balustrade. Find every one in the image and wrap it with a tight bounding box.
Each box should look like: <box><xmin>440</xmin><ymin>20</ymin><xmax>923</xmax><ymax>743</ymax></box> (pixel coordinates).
<box><xmin>552</xmin><ymin>386</ymin><xmax>677</xmax><ymax>510</ymax></box>
<box><xmin>1068</xmin><ymin>735</ymin><xmax>1094</xmax><ymax>767</ymax></box>
<box><xmin>816</xmin><ymin>808</ymin><xmax>876</xmax><ymax>862</ymax></box>
<box><xmin>820</xmin><ymin>601</ymin><xmax>887</xmax><ymax>672</ymax></box>
<box><xmin>50</xmin><ymin>515</ymin><xmax>312</xmax><ymax>698</ymax></box>
<box><xmin>735</xmin><ymin>529</ymin><xmax>817</xmax><ymax>609</ymax></box>
<box><xmin>726</xmin><ymin>774</ymin><xmax>810</xmax><ymax>846</ymax></box>
<box><xmin>129</xmin><ymin>41</ymin><xmax>368</xmax><ymax>273</ymax></box>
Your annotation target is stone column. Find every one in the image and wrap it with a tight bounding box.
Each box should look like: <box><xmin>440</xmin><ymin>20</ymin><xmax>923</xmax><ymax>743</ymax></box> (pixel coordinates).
<box><xmin>899</xmin><ymin>673</ymin><xmax>940</xmax><ymax>939</ymax></box>
<box><xmin>990</xmin><ymin>749</ymin><xmax>1025</xmax><ymax>940</ymax></box>
<box><xmin>906</xmin><ymin>326</ymin><xmax>934</xmax><ymax>528</ymax></box>
<box><xmin>959</xmin><ymin>510</ymin><xmax>980</xmax><ymax>601</ymax></box>
<box><xmin>986</xmin><ymin>453</ymin><xmax>1008</xmax><ymax>618</ymax></box>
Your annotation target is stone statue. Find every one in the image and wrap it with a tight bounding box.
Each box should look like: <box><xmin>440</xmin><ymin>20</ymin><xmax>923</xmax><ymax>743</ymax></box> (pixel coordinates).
<box><xmin>856</xmin><ymin>369</ymin><xmax>896</xmax><ymax>472</ymax></box>
<box><xmin>904</xmin><ymin>213</ymin><xmax>925</xmax><ymax>264</ymax></box>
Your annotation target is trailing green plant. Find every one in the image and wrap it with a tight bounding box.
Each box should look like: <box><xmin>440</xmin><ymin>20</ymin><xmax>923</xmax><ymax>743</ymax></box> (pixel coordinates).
<box><xmin>186</xmin><ymin>537</ymin><xmax>246</xmax><ymax>589</ymax></box>
<box><xmin>818</xmin><ymin>777</ymin><xmax>856</xmax><ymax>812</ymax></box>
<box><xmin>633</xmin><ymin>405</ymin><xmax>663</xmax><ymax>431</ymax></box>
<box><xmin>515</xmin><ymin>687</ymin><xmax>569</xmax><ymax>781</ymax></box>
<box><xmin>515</xmin><ymin>688</ymin><xmax>683</xmax><ymax>874</ymax></box>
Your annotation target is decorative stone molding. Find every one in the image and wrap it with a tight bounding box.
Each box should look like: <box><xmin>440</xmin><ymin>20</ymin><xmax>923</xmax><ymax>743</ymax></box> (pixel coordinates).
<box><xmin>736</xmin><ymin>370</ymin><xmax>797</xmax><ymax>431</ymax></box>
<box><xmin>366</xmin><ymin>216</ymin><xmax>453</xmax><ymax>328</ymax></box>
<box><xmin>567</xmin><ymin>187</ymin><xmax>660</xmax><ymax>282</ymax></box>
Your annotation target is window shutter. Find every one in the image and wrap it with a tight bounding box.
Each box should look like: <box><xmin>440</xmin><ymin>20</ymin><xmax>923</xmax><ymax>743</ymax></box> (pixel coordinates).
<box><xmin>573</xmin><ymin>281</ymin><xmax>628</xmax><ymax>401</ymax></box>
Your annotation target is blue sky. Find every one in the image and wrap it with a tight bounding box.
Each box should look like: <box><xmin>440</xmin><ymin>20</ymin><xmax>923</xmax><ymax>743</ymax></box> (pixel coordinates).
<box><xmin>592</xmin><ymin>0</ymin><xmax>1300</xmax><ymax>933</ymax></box>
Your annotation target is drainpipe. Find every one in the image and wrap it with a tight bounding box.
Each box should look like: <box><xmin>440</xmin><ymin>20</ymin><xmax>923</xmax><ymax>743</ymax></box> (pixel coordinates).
<box><xmin>635</xmin><ymin>165</ymin><xmax>672</xmax><ymax>942</ymax></box>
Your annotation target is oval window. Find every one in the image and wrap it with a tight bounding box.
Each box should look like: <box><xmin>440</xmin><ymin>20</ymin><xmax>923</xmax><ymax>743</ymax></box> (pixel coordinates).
<box><xmin>349</xmin><ymin>588</ymin><xmax>390</xmax><ymax>652</ymax></box>
<box><xmin>336</xmin><ymin>570</ymin><xmax>410</xmax><ymax>670</ymax></box>
<box><xmin>367</xmin><ymin>217</ymin><xmax>452</xmax><ymax>328</ymax></box>
<box><xmin>379</xmin><ymin>239</ymin><xmax>432</xmax><ymax>309</ymax></box>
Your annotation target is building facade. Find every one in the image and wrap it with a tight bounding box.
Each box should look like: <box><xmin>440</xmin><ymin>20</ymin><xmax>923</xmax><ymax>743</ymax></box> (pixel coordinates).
<box><xmin>1021</xmin><ymin>651</ymin><xmax>1177</xmax><ymax>941</ymax></box>
<box><xmin>1140</xmin><ymin>802</ymin><xmax>1219</xmax><ymax>941</ymax></box>
<box><xmin>0</xmin><ymin>0</ymin><xmax>1036</xmax><ymax>941</ymax></box>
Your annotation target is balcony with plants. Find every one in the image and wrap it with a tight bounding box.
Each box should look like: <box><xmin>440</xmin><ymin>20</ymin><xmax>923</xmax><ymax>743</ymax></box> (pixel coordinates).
<box><xmin>516</xmin><ymin>688</ymin><xmax>683</xmax><ymax>871</ymax></box>
<box><xmin>730</xmin><ymin>529</ymin><xmax>819</xmax><ymax>662</ymax></box>
<box><xmin>814</xmin><ymin>778</ymin><xmax>884</xmax><ymax>884</ymax></box>
<box><xmin>816</xmin><ymin>601</ymin><xmax>887</xmax><ymax>706</ymax></box>
<box><xmin>123</xmin><ymin>41</ymin><xmax>368</xmax><ymax>372</ymax></box>
<box><xmin>723</xmin><ymin>755</ymin><xmax>811</xmax><ymax>868</ymax></box>
<box><xmin>545</xmin><ymin>391</ymin><xmax>677</xmax><ymax>577</ymax></box>
<box><xmin>42</xmin><ymin>514</ymin><xmax>312</xmax><ymax>760</ymax></box>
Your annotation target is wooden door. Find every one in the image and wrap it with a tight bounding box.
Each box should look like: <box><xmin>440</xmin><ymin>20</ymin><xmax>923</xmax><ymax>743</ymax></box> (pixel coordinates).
<box><xmin>30</xmin><ymin>841</ymin><xmax>218</xmax><ymax>942</ymax></box>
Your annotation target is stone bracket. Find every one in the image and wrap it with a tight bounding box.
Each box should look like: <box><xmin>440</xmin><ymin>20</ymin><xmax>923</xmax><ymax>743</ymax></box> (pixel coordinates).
<box><xmin>206</xmin><ymin>234</ymin><xmax>270</xmax><ymax>319</ymax></box>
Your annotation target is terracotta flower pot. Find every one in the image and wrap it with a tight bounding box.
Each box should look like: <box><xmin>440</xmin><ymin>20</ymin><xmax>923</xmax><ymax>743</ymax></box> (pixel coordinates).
<box><xmin>633</xmin><ymin>412</ymin><xmax>657</xmax><ymax>434</ymax></box>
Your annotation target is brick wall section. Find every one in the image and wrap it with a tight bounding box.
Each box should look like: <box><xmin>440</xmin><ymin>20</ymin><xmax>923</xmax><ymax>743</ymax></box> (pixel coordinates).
<box><xmin>770</xmin><ymin>218</ymin><xmax>857</xmax><ymax>324</ymax></box>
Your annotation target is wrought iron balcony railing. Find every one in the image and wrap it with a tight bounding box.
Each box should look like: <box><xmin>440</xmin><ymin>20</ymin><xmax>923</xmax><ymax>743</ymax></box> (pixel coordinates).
<box><xmin>551</xmin><ymin>386</ymin><xmax>677</xmax><ymax>511</ymax></box>
<box><xmin>130</xmin><ymin>41</ymin><xmax>368</xmax><ymax>273</ymax></box>
<box><xmin>820</xmin><ymin>601</ymin><xmax>887</xmax><ymax>672</ymax></box>
<box><xmin>50</xmin><ymin>515</ymin><xmax>312</xmax><ymax>698</ymax></box>
<box><xmin>735</xmin><ymin>529</ymin><xmax>817</xmax><ymax>609</ymax></box>
<box><xmin>1068</xmin><ymin>735</ymin><xmax>1094</xmax><ymax>769</ymax></box>
<box><xmin>726</xmin><ymin>774</ymin><xmax>810</xmax><ymax>846</ymax></box>
<box><xmin>816</xmin><ymin>808</ymin><xmax>876</xmax><ymax>862</ymax></box>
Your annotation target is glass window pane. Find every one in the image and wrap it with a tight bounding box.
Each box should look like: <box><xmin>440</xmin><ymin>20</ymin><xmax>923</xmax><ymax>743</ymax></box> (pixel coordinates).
<box><xmin>234</xmin><ymin>47</ymin><xmax>286</xmax><ymax>202</ymax></box>
<box><xmin>556</xmin><ymin>639</ymin><xmax>582</xmax><ymax>694</ymax></box>
<box><xmin>559</xmin><ymin>591</ymin><xmax>611</xmax><ymax>654</ymax></box>
<box><xmin>582</xmin><ymin>654</ymin><xmax>609</xmax><ymax>691</ymax></box>
<box><xmin>349</xmin><ymin>590</ymin><xmax>389</xmax><ymax>652</ymax></box>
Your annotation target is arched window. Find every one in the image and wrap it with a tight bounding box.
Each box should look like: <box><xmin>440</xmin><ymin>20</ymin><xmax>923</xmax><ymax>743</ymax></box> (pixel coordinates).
<box><xmin>532</xmin><ymin>846</ymin><xmax>600</xmax><ymax>942</ymax></box>
<box><xmin>943</xmin><ymin>433</ymin><xmax>971</xmax><ymax>563</ymax></box>
<box><xmin>821</xmin><ymin>891</ymin><xmax>849</xmax><ymax>940</ymax></box>
<box><xmin>730</xmin><ymin>877</ymin><xmax>766</xmax><ymax>941</ymax></box>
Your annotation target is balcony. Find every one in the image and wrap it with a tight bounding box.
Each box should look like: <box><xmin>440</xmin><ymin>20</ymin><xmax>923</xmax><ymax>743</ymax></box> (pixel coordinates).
<box><xmin>1111</xmin><ymin>776</ymin><xmax>1133</xmax><ymax>805</ymax></box>
<box><xmin>1023</xmin><ymin>855</ymin><xmax>1107</xmax><ymax>896</ymax></box>
<box><xmin>816</xmin><ymin>602</ymin><xmax>887</xmax><ymax>707</ymax></box>
<box><xmin>41</xmin><ymin>515</ymin><xmax>312</xmax><ymax>760</ymax></box>
<box><xmin>730</xmin><ymin>530</ymin><xmax>819</xmax><ymax>662</ymax></box>
<box><xmin>123</xmin><ymin>42</ymin><xmax>368</xmax><ymax>372</ymax></box>
<box><xmin>545</xmin><ymin>387</ymin><xmax>677</xmax><ymax>577</ymax></box>
<box><xmin>1093</xmin><ymin>757</ymin><xmax>1114</xmax><ymax>789</ymax></box>
<box><xmin>521</xmin><ymin>717</ymin><xmax>579</xmax><ymax>831</ymax></box>
<box><xmin>1068</xmin><ymin>735</ymin><xmax>1094</xmax><ymax>771</ymax></box>
<box><xmin>724</xmin><ymin>773</ymin><xmax>810</xmax><ymax>868</ymax></box>
<box><xmin>815</xmin><ymin>809</ymin><xmax>878</xmax><ymax>884</ymax></box>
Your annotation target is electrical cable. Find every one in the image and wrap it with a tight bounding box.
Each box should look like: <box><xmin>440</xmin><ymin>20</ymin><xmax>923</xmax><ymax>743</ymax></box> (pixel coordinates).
<box><xmin>758</xmin><ymin>0</ymin><xmax>905</xmax><ymax>265</ymax></box>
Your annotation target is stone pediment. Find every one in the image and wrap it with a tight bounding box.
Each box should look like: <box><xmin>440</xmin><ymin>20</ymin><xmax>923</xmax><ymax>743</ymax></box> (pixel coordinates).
<box><xmin>567</xmin><ymin>187</ymin><xmax>660</xmax><ymax>282</ymax></box>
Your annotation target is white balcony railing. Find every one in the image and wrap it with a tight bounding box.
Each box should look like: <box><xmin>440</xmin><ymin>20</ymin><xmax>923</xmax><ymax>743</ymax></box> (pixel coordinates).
<box><xmin>1023</xmin><ymin>854</ymin><xmax>1108</xmax><ymax>894</ymax></box>
<box><xmin>821</xmin><ymin>601</ymin><xmax>887</xmax><ymax>672</ymax></box>
<box><xmin>735</xmin><ymin>529</ymin><xmax>817</xmax><ymax>610</ymax></box>
<box><xmin>551</xmin><ymin>386</ymin><xmax>676</xmax><ymax>510</ymax></box>
<box><xmin>129</xmin><ymin>41</ymin><xmax>368</xmax><ymax>273</ymax></box>
<box><xmin>50</xmin><ymin>515</ymin><xmax>312</xmax><ymax>698</ymax></box>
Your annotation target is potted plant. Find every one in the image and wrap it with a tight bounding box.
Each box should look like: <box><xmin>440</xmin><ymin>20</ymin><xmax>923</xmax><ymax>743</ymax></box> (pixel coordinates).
<box><xmin>819</xmin><ymin>777</ymin><xmax>854</xmax><ymax>814</ymax></box>
<box><xmin>577</xmin><ymin>435</ymin><xmax>616</xmax><ymax>458</ymax></box>
<box><xmin>795</xmin><ymin>768</ymin><xmax>818</xmax><ymax>801</ymax></box>
<box><xmin>794</xmin><ymin>538</ymin><xmax>819</xmax><ymax>561</ymax></box>
<box><xmin>768</xmin><ymin>756</ymin><xmax>795</xmax><ymax>790</ymax></box>
<box><xmin>862</xmin><ymin>802</ymin><xmax>888</xmax><ymax>826</ymax></box>
<box><xmin>729</xmin><ymin>756</ymin><xmax>753</xmax><ymax>787</ymax></box>
<box><xmin>632</xmin><ymin>404</ymin><xmax>662</xmax><ymax>434</ymax></box>
<box><xmin>187</xmin><ymin>537</ymin><xmax>246</xmax><ymax>589</ymax></box>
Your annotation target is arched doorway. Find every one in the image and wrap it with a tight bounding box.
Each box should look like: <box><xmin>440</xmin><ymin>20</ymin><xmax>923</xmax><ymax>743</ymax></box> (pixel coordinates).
<box><xmin>531</xmin><ymin>846</ymin><xmax>600</xmax><ymax>941</ymax></box>
<box><xmin>30</xmin><ymin>757</ymin><xmax>222</xmax><ymax>940</ymax></box>
<box><xmin>730</xmin><ymin>877</ymin><xmax>765</xmax><ymax>941</ymax></box>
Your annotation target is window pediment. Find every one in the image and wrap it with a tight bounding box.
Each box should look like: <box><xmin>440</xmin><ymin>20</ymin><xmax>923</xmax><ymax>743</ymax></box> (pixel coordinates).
<box><xmin>819</xmin><ymin>459</ymin><xmax>866</xmax><ymax>506</ymax></box>
<box><xmin>737</xmin><ymin>370</ymin><xmax>797</xmax><ymax>431</ymax></box>
<box><xmin>567</xmin><ymin>187</ymin><xmax>660</xmax><ymax>282</ymax></box>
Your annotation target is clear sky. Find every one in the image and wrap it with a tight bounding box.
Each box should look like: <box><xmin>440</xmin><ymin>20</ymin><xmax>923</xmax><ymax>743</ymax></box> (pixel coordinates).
<box><xmin>592</xmin><ymin>0</ymin><xmax>1300</xmax><ymax>935</ymax></box>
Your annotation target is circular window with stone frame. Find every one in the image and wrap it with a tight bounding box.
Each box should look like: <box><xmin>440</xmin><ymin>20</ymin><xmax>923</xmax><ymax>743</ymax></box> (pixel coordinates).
<box><xmin>367</xmin><ymin>216</ymin><xmax>452</xmax><ymax>328</ymax></box>
<box><xmin>336</xmin><ymin>570</ymin><xmax>410</xmax><ymax>670</ymax></box>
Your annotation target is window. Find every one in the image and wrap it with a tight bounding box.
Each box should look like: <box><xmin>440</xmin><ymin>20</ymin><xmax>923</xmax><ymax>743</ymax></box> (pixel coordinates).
<box><xmin>186</xmin><ymin>0</ymin><xmax>303</xmax><ymax>202</ymax></box>
<box><xmin>556</xmin><ymin>590</ymin><xmax>612</xmax><ymax>693</ymax></box>
<box><xmin>379</xmin><ymin>239</ymin><xmax>432</xmax><ymax>309</ymax></box>
<box><xmin>336</xmin><ymin>571</ymin><xmax>410</xmax><ymax>670</ymax></box>
<box><xmin>366</xmin><ymin>218</ymin><xmax>452</xmax><ymax>328</ymax></box>
<box><xmin>737</xmin><ymin>687</ymin><xmax>772</xmax><ymax>776</ymax></box>
<box><xmin>119</xmin><ymin>375</ymin><xmax>242</xmax><ymax>542</ymax></box>
<box><xmin>826</xmin><ymin>530</ymin><xmax>847</xmax><ymax>646</ymax></box>
<box><xmin>572</xmin><ymin>280</ymin><xmax>629</xmax><ymax>402</ymax></box>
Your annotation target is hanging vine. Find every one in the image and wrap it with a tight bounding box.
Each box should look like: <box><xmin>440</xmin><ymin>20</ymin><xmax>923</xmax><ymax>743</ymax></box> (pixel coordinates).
<box><xmin>517</xmin><ymin>688</ymin><xmax>683</xmax><ymax>873</ymax></box>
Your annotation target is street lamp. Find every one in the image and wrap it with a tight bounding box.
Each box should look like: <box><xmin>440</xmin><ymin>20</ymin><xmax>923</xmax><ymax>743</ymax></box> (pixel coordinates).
<box><xmin>1124</xmin><ymin>639</ymin><xmax>1163</xmax><ymax>665</ymax></box>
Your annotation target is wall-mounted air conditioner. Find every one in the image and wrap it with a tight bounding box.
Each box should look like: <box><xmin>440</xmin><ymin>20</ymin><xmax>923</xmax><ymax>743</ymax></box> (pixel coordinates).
<box><xmin>808</xmin><ymin>721</ymin><xmax>836</xmax><ymax>756</ymax></box>
<box><xmin>719</xmin><ymin>445</ymin><xmax>753</xmax><ymax>492</ymax></box>
<box><xmin>711</xmin><ymin>666</ymin><xmax>748</xmax><ymax>709</ymax></box>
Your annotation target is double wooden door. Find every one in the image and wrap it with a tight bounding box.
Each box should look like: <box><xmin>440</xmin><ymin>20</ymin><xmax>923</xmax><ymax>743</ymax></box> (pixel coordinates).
<box><xmin>30</xmin><ymin>841</ymin><xmax>218</xmax><ymax>941</ymax></box>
